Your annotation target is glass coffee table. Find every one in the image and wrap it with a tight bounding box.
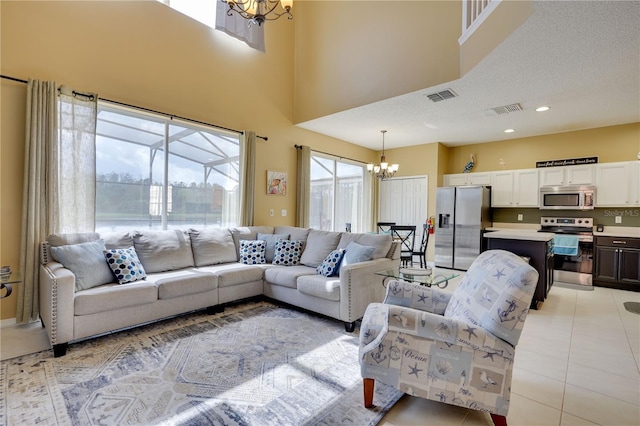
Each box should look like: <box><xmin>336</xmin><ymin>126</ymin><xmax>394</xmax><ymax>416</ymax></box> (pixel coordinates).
<box><xmin>375</xmin><ymin>267</ymin><xmax>459</xmax><ymax>289</ymax></box>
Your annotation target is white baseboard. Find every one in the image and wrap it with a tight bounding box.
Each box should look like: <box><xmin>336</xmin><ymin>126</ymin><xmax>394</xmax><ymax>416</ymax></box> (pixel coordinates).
<box><xmin>1</xmin><ymin>318</ymin><xmax>17</xmax><ymax>328</ymax></box>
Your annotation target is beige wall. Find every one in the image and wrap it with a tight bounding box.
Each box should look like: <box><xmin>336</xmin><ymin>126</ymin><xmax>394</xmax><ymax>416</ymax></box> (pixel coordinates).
<box><xmin>293</xmin><ymin>1</ymin><xmax>461</xmax><ymax>124</ymax></box>
<box><xmin>445</xmin><ymin>123</ymin><xmax>640</xmax><ymax>174</ymax></box>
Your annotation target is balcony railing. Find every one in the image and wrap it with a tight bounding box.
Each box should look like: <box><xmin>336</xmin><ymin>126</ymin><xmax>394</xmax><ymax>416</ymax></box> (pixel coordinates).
<box><xmin>459</xmin><ymin>0</ymin><xmax>501</xmax><ymax>45</ymax></box>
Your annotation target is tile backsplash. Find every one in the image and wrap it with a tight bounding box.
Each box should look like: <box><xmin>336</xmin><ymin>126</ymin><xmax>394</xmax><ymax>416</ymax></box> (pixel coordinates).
<box><xmin>492</xmin><ymin>208</ymin><xmax>640</xmax><ymax>227</ymax></box>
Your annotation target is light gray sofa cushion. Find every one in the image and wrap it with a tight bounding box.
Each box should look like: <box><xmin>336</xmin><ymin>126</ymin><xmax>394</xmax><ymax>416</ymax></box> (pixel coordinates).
<box><xmin>133</xmin><ymin>230</ymin><xmax>194</xmax><ymax>273</ymax></box>
<box><xmin>274</xmin><ymin>226</ymin><xmax>310</xmax><ymax>244</ymax></box>
<box><xmin>74</xmin><ymin>281</ymin><xmax>158</xmax><ymax>315</ymax></box>
<box><xmin>299</xmin><ymin>230</ymin><xmax>342</xmax><ymax>268</ymax></box>
<box><xmin>338</xmin><ymin>232</ymin><xmax>393</xmax><ymax>260</ymax></box>
<box><xmin>297</xmin><ymin>275</ymin><xmax>341</xmax><ymax>301</ymax></box>
<box><xmin>100</xmin><ymin>231</ymin><xmax>134</xmax><ymax>249</ymax></box>
<box><xmin>48</xmin><ymin>232</ymin><xmax>99</xmax><ymax>246</ymax></box>
<box><xmin>49</xmin><ymin>239</ymin><xmax>115</xmax><ymax>291</ymax></box>
<box><xmin>147</xmin><ymin>270</ymin><xmax>217</xmax><ymax>300</ymax></box>
<box><xmin>189</xmin><ymin>228</ymin><xmax>238</xmax><ymax>266</ymax></box>
<box><xmin>264</xmin><ymin>265</ymin><xmax>317</xmax><ymax>289</ymax></box>
<box><xmin>257</xmin><ymin>232</ymin><xmax>290</xmax><ymax>262</ymax></box>
<box><xmin>198</xmin><ymin>263</ymin><xmax>265</xmax><ymax>288</ymax></box>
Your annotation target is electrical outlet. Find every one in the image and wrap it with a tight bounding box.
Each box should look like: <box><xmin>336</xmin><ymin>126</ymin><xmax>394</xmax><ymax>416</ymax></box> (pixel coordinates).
<box><xmin>615</xmin><ymin>215</ymin><xmax>622</xmax><ymax>224</ymax></box>
<box><xmin>517</xmin><ymin>214</ymin><xmax>523</xmax><ymax>221</ymax></box>
<box><xmin>281</xmin><ymin>209</ymin><xmax>287</xmax><ymax>217</ymax></box>
<box><xmin>269</xmin><ymin>209</ymin><xmax>274</xmax><ymax>217</ymax></box>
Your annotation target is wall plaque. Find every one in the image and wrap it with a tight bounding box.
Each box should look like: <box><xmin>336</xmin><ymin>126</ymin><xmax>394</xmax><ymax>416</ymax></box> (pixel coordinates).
<box><xmin>536</xmin><ymin>157</ymin><xmax>598</xmax><ymax>168</ymax></box>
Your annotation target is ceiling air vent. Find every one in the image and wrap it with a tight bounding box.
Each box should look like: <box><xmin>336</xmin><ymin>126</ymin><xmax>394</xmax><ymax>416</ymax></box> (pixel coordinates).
<box><xmin>425</xmin><ymin>89</ymin><xmax>457</xmax><ymax>102</ymax></box>
<box><xmin>491</xmin><ymin>103</ymin><xmax>523</xmax><ymax>114</ymax></box>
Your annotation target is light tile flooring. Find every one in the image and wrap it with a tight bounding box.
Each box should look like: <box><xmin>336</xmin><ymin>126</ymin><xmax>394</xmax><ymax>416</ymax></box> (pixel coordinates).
<box><xmin>1</xmin><ymin>278</ymin><xmax>639</xmax><ymax>426</ymax></box>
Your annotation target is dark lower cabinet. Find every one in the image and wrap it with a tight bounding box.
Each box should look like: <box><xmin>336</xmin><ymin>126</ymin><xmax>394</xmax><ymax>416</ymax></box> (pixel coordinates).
<box><xmin>594</xmin><ymin>236</ymin><xmax>640</xmax><ymax>291</ymax></box>
<box><xmin>485</xmin><ymin>237</ymin><xmax>553</xmax><ymax>310</ymax></box>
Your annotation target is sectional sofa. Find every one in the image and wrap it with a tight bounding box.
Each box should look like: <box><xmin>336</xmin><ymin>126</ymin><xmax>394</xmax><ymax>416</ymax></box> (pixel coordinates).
<box><xmin>39</xmin><ymin>226</ymin><xmax>400</xmax><ymax>357</ymax></box>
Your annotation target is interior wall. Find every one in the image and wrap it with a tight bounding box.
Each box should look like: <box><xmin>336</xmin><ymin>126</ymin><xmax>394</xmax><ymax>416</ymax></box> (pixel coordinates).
<box><xmin>293</xmin><ymin>1</ymin><xmax>461</xmax><ymax>124</ymax></box>
<box><xmin>445</xmin><ymin>123</ymin><xmax>640</xmax><ymax>174</ymax></box>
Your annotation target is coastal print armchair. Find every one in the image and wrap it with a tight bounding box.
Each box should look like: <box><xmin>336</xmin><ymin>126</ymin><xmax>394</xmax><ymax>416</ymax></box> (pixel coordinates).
<box><xmin>359</xmin><ymin>250</ymin><xmax>538</xmax><ymax>426</ymax></box>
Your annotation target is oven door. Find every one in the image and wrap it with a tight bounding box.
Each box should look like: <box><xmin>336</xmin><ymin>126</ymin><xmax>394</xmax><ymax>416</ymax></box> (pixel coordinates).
<box><xmin>553</xmin><ymin>235</ymin><xmax>593</xmax><ymax>285</ymax></box>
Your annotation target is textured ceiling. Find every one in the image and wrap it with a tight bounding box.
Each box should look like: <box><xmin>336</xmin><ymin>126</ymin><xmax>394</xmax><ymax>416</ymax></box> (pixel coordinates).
<box><xmin>296</xmin><ymin>1</ymin><xmax>640</xmax><ymax>150</ymax></box>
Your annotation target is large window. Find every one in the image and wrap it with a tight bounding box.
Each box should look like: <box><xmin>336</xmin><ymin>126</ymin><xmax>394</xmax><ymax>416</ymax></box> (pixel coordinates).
<box><xmin>309</xmin><ymin>153</ymin><xmax>371</xmax><ymax>232</ymax></box>
<box><xmin>95</xmin><ymin>103</ymin><xmax>241</xmax><ymax>232</ymax></box>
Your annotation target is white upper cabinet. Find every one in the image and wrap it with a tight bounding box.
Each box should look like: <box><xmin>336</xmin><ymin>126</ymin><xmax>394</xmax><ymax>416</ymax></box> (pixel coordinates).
<box><xmin>443</xmin><ymin>172</ymin><xmax>492</xmax><ymax>187</ymax></box>
<box><xmin>491</xmin><ymin>169</ymin><xmax>539</xmax><ymax>207</ymax></box>
<box><xmin>596</xmin><ymin>161</ymin><xmax>639</xmax><ymax>206</ymax></box>
<box><xmin>540</xmin><ymin>164</ymin><xmax>594</xmax><ymax>186</ymax></box>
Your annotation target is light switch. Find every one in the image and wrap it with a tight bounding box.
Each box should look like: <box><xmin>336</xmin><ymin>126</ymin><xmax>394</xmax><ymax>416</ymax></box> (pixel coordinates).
<box><xmin>269</xmin><ymin>209</ymin><xmax>274</xmax><ymax>217</ymax></box>
<box><xmin>615</xmin><ymin>216</ymin><xmax>622</xmax><ymax>224</ymax></box>
<box><xmin>281</xmin><ymin>209</ymin><xmax>287</xmax><ymax>217</ymax></box>
<box><xmin>517</xmin><ymin>214</ymin><xmax>523</xmax><ymax>221</ymax></box>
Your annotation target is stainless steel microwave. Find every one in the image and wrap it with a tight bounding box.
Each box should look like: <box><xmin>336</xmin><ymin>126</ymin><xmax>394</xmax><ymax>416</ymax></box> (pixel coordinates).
<box><xmin>539</xmin><ymin>185</ymin><xmax>595</xmax><ymax>210</ymax></box>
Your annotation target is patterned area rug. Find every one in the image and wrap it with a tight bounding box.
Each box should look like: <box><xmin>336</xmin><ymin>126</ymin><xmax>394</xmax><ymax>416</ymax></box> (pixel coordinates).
<box><xmin>0</xmin><ymin>300</ymin><xmax>402</xmax><ymax>425</ymax></box>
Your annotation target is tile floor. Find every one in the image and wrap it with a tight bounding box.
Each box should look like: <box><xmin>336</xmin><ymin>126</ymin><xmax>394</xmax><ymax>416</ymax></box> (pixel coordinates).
<box><xmin>1</xmin><ymin>278</ymin><xmax>639</xmax><ymax>426</ymax></box>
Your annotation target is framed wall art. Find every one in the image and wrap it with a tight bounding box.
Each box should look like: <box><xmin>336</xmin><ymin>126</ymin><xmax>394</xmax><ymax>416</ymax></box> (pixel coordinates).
<box><xmin>267</xmin><ymin>170</ymin><xmax>287</xmax><ymax>195</ymax></box>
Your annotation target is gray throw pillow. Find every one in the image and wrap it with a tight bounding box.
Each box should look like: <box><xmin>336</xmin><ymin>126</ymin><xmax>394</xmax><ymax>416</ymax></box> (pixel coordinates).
<box><xmin>299</xmin><ymin>230</ymin><xmax>342</xmax><ymax>268</ymax></box>
<box><xmin>257</xmin><ymin>233</ymin><xmax>290</xmax><ymax>263</ymax></box>
<box><xmin>50</xmin><ymin>239</ymin><xmax>115</xmax><ymax>291</ymax></box>
<box><xmin>339</xmin><ymin>241</ymin><xmax>375</xmax><ymax>275</ymax></box>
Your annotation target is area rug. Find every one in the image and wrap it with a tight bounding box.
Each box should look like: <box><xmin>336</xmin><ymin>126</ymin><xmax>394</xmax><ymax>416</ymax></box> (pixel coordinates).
<box><xmin>0</xmin><ymin>301</ymin><xmax>402</xmax><ymax>425</ymax></box>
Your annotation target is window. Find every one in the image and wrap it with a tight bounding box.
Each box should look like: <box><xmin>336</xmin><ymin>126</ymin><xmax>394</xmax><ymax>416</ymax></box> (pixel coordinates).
<box><xmin>95</xmin><ymin>103</ymin><xmax>241</xmax><ymax>232</ymax></box>
<box><xmin>309</xmin><ymin>153</ymin><xmax>371</xmax><ymax>232</ymax></box>
<box><xmin>156</xmin><ymin>0</ymin><xmax>216</xmax><ymax>29</ymax></box>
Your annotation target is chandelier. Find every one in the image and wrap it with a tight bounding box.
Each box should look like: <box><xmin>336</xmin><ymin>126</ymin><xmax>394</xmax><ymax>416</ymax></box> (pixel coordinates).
<box><xmin>222</xmin><ymin>0</ymin><xmax>293</xmax><ymax>26</ymax></box>
<box><xmin>367</xmin><ymin>130</ymin><xmax>399</xmax><ymax>180</ymax></box>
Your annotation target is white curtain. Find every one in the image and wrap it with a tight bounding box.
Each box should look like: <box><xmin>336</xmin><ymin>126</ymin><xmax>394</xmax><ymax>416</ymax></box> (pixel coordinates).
<box><xmin>239</xmin><ymin>131</ymin><xmax>256</xmax><ymax>226</ymax></box>
<box><xmin>296</xmin><ymin>145</ymin><xmax>310</xmax><ymax>228</ymax></box>
<box><xmin>56</xmin><ymin>86</ymin><xmax>98</xmax><ymax>233</ymax></box>
<box><xmin>17</xmin><ymin>80</ymin><xmax>97</xmax><ymax>324</ymax></box>
<box><xmin>215</xmin><ymin>0</ymin><xmax>266</xmax><ymax>52</ymax></box>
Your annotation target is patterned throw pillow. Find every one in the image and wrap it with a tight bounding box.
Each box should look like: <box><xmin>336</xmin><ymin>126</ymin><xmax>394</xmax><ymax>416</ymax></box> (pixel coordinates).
<box><xmin>104</xmin><ymin>247</ymin><xmax>147</xmax><ymax>284</ymax></box>
<box><xmin>239</xmin><ymin>240</ymin><xmax>266</xmax><ymax>265</ymax></box>
<box><xmin>272</xmin><ymin>240</ymin><xmax>303</xmax><ymax>266</ymax></box>
<box><xmin>316</xmin><ymin>248</ymin><xmax>346</xmax><ymax>277</ymax></box>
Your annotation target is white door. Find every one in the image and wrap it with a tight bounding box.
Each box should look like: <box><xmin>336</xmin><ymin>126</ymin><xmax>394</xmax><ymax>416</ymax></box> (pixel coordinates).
<box><xmin>379</xmin><ymin>176</ymin><xmax>428</xmax><ymax>254</ymax></box>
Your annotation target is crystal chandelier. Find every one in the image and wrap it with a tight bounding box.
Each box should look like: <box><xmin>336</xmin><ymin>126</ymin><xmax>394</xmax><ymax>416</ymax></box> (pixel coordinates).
<box><xmin>367</xmin><ymin>130</ymin><xmax>399</xmax><ymax>180</ymax></box>
<box><xmin>222</xmin><ymin>0</ymin><xmax>293</xmax><ymax>26</ymax></box>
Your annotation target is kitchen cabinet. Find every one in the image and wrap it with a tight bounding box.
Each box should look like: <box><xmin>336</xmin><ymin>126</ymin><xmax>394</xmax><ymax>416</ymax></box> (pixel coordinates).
<box><xmin>594</xmin><ymin>236</ymin><xmax>640</xmax><ymax>291</ymax></box>
<box><xmin>540</xmin><ymin>164</ymin><xmax>594</xmax><ymax>186</ymax></box>
<box><xmin>444</xmin><ymin>172</ymin><xmax>492</xmax><ymax>187</ymax></box>
<box><xmin>595</xmin><ymin>161</ymin><xmax>640</xmax><ymax>207</ymax></box>
<box><xmin>484</xmin><ymin>231</ymin><xmax>555</xmax><ymax>309</ymax></box>
<box><xmin>491</xmin><ymin>169</ymin><xmax>539</xmax><ymax>207</ymax></box>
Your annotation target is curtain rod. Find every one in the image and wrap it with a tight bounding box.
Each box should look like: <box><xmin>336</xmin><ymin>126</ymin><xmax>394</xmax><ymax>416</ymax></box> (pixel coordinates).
<box><xmin>294</xmin><ymin>144</ymin><xmax>367</xmax><ymax>165</ymax></box>
<box><xmin>1</xmin><ymin>74</ymin><xmax>268</xmax><ymax>141</ymax></box>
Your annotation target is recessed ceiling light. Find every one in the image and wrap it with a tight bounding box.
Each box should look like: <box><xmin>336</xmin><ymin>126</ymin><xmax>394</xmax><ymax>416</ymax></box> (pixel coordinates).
<box><xmin>536</xmin><ymin>106</ymin><xmax>550</xmax><ymax>112</ymax></box>
<box><xmin>504</xmin><ymin>129</ymin><xmax>515</xmax><ymax>133</ymax></box>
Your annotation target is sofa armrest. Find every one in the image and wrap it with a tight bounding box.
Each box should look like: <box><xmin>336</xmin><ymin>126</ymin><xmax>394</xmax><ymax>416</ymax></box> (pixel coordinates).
<box><xmin>339</xmin><ymin>256</ymin><xmax>400</xmax><ymax>323</ymax></box>
<box><xmin>39</xmin><ymin>262</ymin><xmax>76</xmax><ymax>346</ymax></box>
<box><xmin>383</xmin><ymin>280</ymin><xmax>452</xmax><ymax>315</ymax></box>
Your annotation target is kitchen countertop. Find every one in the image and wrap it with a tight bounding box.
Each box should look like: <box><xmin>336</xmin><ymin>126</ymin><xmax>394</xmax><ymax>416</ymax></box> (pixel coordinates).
<box><xmin>594</xmin><ymin>226</ymin><xmax>640</xmax><ymax>238</ymax></box>
<box><xmin>484</xmin><ymin>230</ymin><xmax>555</xmax><ymax>241</ymax></box>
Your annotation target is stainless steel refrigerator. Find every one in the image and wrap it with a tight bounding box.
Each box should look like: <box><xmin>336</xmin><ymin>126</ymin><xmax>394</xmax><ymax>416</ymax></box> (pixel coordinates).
<box><xmin>434</xmin><ymin>186</ymin><xmax>491</xmax><ymax>270</ymax></box>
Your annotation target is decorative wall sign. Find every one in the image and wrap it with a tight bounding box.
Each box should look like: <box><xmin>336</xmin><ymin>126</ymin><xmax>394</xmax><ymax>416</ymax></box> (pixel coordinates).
<box><xmin>536</xmin><ymin>157</ymin><xmax>598</xmax><ymax>168</ymax></box>
<box><xmin>267</xmin><ymin>170</ymin><xmax>287</xmax><ymax>195</ymax></box>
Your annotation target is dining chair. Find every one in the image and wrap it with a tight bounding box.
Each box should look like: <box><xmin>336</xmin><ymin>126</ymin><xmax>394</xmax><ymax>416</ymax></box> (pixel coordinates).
<box><xmin>345</xmin><ymin>223</ymin><xmax>352</xmax><ymax>232</ymax></box>
<box><xmin>390</xmin><ymin>225</ymin><xmax>416</xmax><ymax>267</ymax></box>
<box><xmin>377</xmin><ymin>221</ymin><xmax>396</xmax><ymax>234</ymax></box>
<box><xmin>412</xmin><ymin>222</ymin><xmax>431</xmax><ymax>268</ymax></box>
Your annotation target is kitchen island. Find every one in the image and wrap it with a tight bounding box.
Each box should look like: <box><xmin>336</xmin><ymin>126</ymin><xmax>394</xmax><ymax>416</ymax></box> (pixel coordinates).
<box><xmin>484</xmin><ymin>231</ymin><xmax>555</xmax><ymax>309</ymax></box>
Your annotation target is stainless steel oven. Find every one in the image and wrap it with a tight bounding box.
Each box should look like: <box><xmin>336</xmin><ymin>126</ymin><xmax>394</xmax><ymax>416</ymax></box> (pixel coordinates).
<box><xmin>540</xmin><ymin>217</ymin><xmax>593</xmax><ymax>286</ymax></box>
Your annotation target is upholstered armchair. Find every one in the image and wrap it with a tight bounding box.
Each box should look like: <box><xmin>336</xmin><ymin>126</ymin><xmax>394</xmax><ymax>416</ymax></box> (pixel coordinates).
<box><xmin>359</xmin><ymin>250</ymin><xmax>539</xmax><ymax>426</ymax></box>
